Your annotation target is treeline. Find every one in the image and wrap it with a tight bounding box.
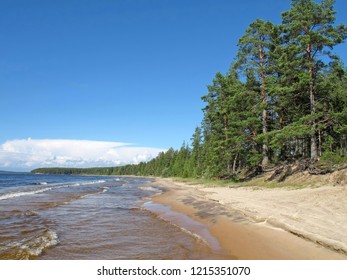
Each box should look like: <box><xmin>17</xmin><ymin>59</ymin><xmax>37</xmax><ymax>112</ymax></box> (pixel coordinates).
<box><xmin>31</xmin><ymin>167</ymin><xmax>116</xmax><ymax>175</ymax></box>
<box><xmin>32</xmin><ymin>0</ymin><xmax>347</xmax><ymax>179</ymax></box>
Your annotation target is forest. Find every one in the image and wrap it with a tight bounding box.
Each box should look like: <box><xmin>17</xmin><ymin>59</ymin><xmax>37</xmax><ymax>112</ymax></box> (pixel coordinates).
<box><xmin>32</xmin><ymin>0</ymin><xmax>347</xmax><ymax>180</ymax></box>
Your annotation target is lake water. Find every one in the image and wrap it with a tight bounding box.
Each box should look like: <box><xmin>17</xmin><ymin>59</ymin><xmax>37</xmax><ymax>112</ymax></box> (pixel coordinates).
<box><xmin>0</xmin><ymin>173</ymin><xmax>220</xmax><ymax>259</ymax></box>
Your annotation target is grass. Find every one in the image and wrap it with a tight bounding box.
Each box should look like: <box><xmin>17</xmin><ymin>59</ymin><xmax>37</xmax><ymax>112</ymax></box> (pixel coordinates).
<box><xmin>168</xmin><ymin>177</ymin><xmax>238</xmax><ymax>188</ymax></box>
<box><xmin>166</xmin><ymin>174</ymin><xmax>312</xmax><ymax>190</ymax></box>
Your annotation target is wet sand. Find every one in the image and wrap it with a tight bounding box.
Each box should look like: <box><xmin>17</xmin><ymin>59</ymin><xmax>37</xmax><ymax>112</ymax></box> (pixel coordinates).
<box><xmin>150</xmin><ymin>178</ymin><xmax>347</xmax><ymax>260</ymax></box>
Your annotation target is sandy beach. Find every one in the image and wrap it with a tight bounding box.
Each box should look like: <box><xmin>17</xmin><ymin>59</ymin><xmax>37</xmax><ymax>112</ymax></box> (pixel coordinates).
<box><xmin>150</xmin><ymin>170</ymin><xmax>347</xmax><ymax>260</ymax></box>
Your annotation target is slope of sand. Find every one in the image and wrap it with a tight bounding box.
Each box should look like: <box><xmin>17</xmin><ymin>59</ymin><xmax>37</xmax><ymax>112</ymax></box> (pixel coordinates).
<box><xmin>150</xmin><ymin>170</ymin><xmax>347</xmax><ymax>259</ymax></box>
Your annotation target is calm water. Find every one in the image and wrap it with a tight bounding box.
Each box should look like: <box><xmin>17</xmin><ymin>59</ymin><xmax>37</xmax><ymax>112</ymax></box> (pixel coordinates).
<box><xmin>0</xmin><ymin>173</ymin><xmax>220</xmax><ymax>259</ymax></box>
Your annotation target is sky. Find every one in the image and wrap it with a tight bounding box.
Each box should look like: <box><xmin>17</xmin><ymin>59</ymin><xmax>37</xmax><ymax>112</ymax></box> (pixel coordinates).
<box><xmin>1</xmin><ymin>0</ymin><xmax>346</xmax><ymax>171</ymax></box>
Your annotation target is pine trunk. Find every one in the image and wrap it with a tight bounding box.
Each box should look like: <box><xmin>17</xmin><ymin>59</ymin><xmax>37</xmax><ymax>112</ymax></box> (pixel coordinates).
<box><xmin>232</xmin><ymin>153</ymin><xmax>238</xmax><ymax>174</ymax></box>
<box><xmin>295</xmin><ymin>138</ymin><xmax>299</xmax><ymax>160</ymax></box>
<box><xmin>308</xmin><ymin>43</ymin><xmax>318</xmax><ymax>162</ymax></box>
<box><xmin>260</xmin><ymin>44</ymin><xmax>269</xmax><ymax>168</ymax></box>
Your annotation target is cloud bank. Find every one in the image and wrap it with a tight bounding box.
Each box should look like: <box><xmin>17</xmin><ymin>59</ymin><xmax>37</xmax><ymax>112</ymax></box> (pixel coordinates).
<box><xmin>0</xmin><ymin>139</ymin><xmax>165</xmax><ymax>171</ymax></box>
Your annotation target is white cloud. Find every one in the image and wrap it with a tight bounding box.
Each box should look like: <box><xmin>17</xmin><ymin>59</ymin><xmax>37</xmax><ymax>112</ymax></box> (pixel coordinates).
<box><xmin>0</xmin><ymin>139</ymin><xmax>165</xmax><ymax>170</ymax></box>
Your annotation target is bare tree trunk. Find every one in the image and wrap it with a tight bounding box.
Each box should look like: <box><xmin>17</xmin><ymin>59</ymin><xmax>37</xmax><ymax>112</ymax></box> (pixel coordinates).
<box><xmin>318</xmin><ymin>129</ymin><xmax>322</xmax><ymax>157</ymax></box>
<box><xmin>223</xmin><ymin>113</ymin><xmax>231</xmax><ymax>173</ymax></box>
<box><xmin>295</xmin><ymin>138</ymin><xmax>299</xmax><ymax>160</ymax></box>
<box><xmin>343</xmin><ymin>133</ymin><xmax>347</xmax><ymax>156</ymax></box>
<box><xmin>280</xmin><ymin>110</ymin><xmax>284</xmax><ymax>129</ymax></box>
<box><xmin>232</xmin><ymin>153</ymin><xmax>238</xmax><ymax>174</ymax></box>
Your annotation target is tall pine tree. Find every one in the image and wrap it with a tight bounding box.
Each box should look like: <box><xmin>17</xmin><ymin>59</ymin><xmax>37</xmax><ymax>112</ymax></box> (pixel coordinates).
<box><xmin>281</xmin><ymin>0</ymin><xmax>347</xmax><ymax>162</ymax></box>
<box><xmin>236</xmin><ymin>19</ymin><xmax>277</xmax><ymax>168</ymax></box>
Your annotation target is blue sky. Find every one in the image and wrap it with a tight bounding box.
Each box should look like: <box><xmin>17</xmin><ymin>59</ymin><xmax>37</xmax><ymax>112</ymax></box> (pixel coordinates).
<box><xmin>1</xmin><ymin>0</ymin><xmax>346</xmax><ymax>171</ymax></box>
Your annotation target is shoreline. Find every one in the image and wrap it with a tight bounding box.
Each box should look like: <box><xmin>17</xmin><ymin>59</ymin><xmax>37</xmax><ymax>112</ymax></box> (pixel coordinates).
<box><xmin>149</xmin><ymin>177</ymin><xmax>347</xmax><ymax>260</ymax></box>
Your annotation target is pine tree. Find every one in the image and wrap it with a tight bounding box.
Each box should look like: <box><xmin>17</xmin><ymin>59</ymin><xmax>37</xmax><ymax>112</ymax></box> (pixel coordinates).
<box><xmin>281</xmin><ymin>0</ymin><xmax>347</xmax><ymax>162</ymax></box>
<box><xmin>236</xmin><ymin>19</ymin><xmax>277</xmax><ymax>168</ymax></box>
<box><xmin>190</xmin><ymin>126</ymin><xmax>203</xmax><ymax>177</ymax></box>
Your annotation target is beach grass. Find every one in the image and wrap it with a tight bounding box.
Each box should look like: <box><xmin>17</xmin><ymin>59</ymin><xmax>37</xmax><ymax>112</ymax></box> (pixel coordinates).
<box><xmin>168</xmin><ymin>174</ymin><xmax>326</xmax><ymax>190</ymax></box>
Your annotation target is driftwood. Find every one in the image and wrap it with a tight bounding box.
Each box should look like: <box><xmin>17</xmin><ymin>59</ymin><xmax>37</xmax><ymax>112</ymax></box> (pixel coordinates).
<box><xmin>266</xmin><ymin>166</ymin><xmax>284</xmax><ymax>181</ymax></box>
<box><xmin>277</xmin><ymin>166</ymin><xmax>293</xmax><ymax>182</ymax></box>
<box><xmin>308</xmin><ymin>167</ymin><xmax>331</xmax><ymax>175</ymax></box>
<box><xmin>297</xmin><ymin>159</ymin><xmax>311</xmax><ymax>172</ymax></box>
<box><xmin>267</xmin><ymin>160</ymin><xmax>336</xmax><ymax>181</ymax></box>
<box><xmin>239</xmin><ymin>166</ymin><xmax>263</xmax><ymax>182</ymax></box>
<box><xmin>241</xmin><ymin>159</ymin><xmax>343</xmax><ymax>183</ymax></box>
<box><xmin>267</xmin><ymin>165</ymin><xmax>294</xmax><ymax>183</ymax></box>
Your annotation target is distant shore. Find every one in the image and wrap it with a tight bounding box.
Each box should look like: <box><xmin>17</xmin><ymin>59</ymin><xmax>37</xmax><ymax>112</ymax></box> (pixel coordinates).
<box><xmin>150</xmin><ymin>174</ymin><xmax>347</xmax><ymax>260</ymax></box>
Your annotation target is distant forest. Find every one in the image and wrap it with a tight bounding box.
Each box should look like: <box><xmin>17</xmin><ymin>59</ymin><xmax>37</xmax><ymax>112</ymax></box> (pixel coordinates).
<box><xmin>32</xmin><ymin>0</ymin><xmax>347</xmax><ymax>179</ymax></box>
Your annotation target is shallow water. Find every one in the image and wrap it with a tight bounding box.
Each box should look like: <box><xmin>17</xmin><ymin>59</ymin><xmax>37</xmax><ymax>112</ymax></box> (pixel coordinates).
<box><xmin>0</xmin><ymin>174</ymin><xmax>222</xmax><ymax>259</ymax></box>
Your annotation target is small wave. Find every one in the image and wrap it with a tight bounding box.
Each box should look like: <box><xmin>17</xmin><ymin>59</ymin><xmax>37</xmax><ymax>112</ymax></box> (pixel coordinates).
<box><xmin>155</xmin><ymin>213</ymin><xmax>210</xmax><ymax>246</ymax></box>
<box><xmin>139</xmin><ymin>186</ymin><xmax>160</xmax><ymax>192</ymax></box>
<box><xmin>101</xmin><ymin>187</ymin><xmax>109</xmax><ymax>193</ymax></box>
<box><xmin>0</xmin><ymin>187</ymin><xmax>53</xmax><ymax>201</ymax></box>
<box><xmin>142</xmin><ymin>204</ymin><xmax>213</xmax><ymax>248</ymax></box>
<box><xmin>82</xmin><ymin>180</ymin><xmax>107</xmax><ymax>185</ymax></box>
<box><xmin>31</xmin><ymin>182</ymin><xmax>48</xmax><ymax>185</ymax></box>
<box><xmin>79</xmin><ymin>188</ymin><xmax>108</xmax><ymax>199</ymax></box>
<box><xmin>175</xmin><ymin>224</ymin><xmax>210</xmax><ymax>245</ymax></box>
<box><xmin>1</xmin><ymin>230</ymin><xmax>59</xmax><ymax>260</ymax></box>
<box><xmin>69</xmin><ymin>183</ymin><xmax>81</xmax><ymax>187</ymax></box>
<box><xmin>19</xmin><ymin>230</ymin><xmax>59</xmax><ymax>259</ymax></box>
<box><xmin>115</xmin><ymin>206</ymin><xmax>139</xmax><ymax>211</ymax></box>
<box><xmin>70</xmin><ymin>180</ymin><xmax>107</xmax><ymax>187</ymax></box>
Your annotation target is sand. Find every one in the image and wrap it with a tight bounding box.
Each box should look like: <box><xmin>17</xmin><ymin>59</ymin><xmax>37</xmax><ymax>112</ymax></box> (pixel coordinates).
<box><xmin>150</xmin><ymin>172</ymin><xmax>347</xmax><ymax>260</ymax></box>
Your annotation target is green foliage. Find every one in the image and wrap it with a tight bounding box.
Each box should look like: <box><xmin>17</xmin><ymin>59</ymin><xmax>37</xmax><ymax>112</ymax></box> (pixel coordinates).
<box><xmin>31</xmin><ymin>0</ymin><xmax>347</xmax><ymax>179</ymax></box>
<box><xmin>321</xmin><ymin>150</ymin><xmax>347</xmax><ymax>164</ymax></box>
